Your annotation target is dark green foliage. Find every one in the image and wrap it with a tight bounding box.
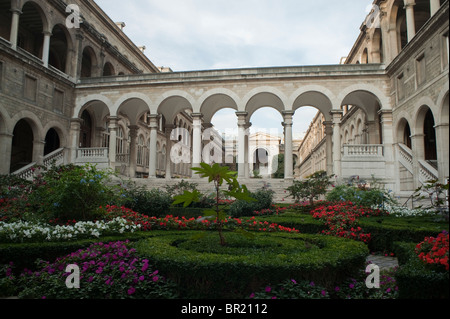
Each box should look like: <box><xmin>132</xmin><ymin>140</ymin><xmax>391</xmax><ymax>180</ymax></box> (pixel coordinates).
<box><xmin>122</xmin><ymin>184</ymin><xmax>172</xmax><ymax>217</ymax></box>
<box><xmin>393</xmin><ymin>242</ymin><xmax>449</xmax><ymax>299</ymax></box>
<box><xmin>134</xmin><ymin>231</ymin><xmax>369</xmax><ymax>298</ymax></box>
<box><xmin>228</xmin><ymin>188</ymin><xmax>275</xmax><ymax>218</ymax></box>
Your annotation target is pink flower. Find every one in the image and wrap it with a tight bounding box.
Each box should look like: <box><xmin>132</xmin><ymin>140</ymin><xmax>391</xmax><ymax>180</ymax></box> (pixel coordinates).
<box><xmin>128</xmin><ymin>287</ymin><xmax>136</xmax><ymax>295</ymax></box>
<box><xmin>265</xmin><ymin>286</ymin><xmax>271</xmax><ymax>293</ymax></box>
<box><xmin>249</xmin><ymin>293</ymin><xmax>255</xmax><ymax>299</ymax></box>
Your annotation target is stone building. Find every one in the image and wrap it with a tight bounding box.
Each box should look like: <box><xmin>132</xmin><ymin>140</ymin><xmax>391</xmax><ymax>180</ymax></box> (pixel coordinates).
<box><xmin>0</xmin><ymin>0</ymin><xmax>448</xmax><ymax>201</ymax></box>
<box><xmin>296</xmin><ymin>0</ymin><xmax>449</xmax><ymax>202</ymax></box>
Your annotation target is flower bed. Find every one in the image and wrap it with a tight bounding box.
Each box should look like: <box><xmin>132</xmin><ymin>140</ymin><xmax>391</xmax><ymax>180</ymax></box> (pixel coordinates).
<box><xmin>0</xmin><ymin>217</ymin><xmax>140</xmax><ymax>243</ymax></box>
<box><xmin>1</xmin><ymin>240</ymin><xmax>178</xmax><ymax>299</ymax></box>
<box><xmin>415</xmin><ymin>231</ymin><xmax>449</xmax><ymax>271</ymax></box>
<box><xmin>310</xmin><ymin>201</ymin><xmax>388</xmax><ymax>243</ymax></box>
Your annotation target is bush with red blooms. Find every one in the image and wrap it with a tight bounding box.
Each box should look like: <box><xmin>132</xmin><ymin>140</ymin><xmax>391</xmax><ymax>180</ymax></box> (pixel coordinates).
<box><xmin>310</xmin><ymin>201</ymin><xmax>388</xmax><ymax>243</ymax></box>
<box><xmin>101</xmin><ymin>205</ymin><xmax>299</xmax><ymax>234</ymax></box>
<box><xmin>415</xmin><ymin>231</ymin><xmax>449</xmax><ymax>271</ymax></box>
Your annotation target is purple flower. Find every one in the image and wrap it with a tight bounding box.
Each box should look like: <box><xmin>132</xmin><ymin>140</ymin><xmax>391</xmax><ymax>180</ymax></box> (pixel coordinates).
<box><xmin>309</xmin><ymin>281</ymin><xmax>315</xmax><ymax>287</ymax></box>
<box><xmin>249</xmin><ymin>293</ymin><xmax>255</xmax><ymax>299</ymax></box>
<box><xmin>265</xmin><ymin>286</ymin><xmax>271</xmax><ymax>293</ymax></box>
<box><xmin>321</xmin><ymin>290</ymin><xmax>327</xmax><ymax>297</ymax></box>
<box><xmin>127</xmin><ymin>287</ymin><xmax>136</xmax><ymax>295</ymax></box>
<box><xmin>335</xmin><ymin>286</ymin><xmax>340</xmax><ymax>292</ymax></box>
<box><xmin>139</xmin><ymin>275</ymin><xmax>145</xmax><ymax>281</ymax></box>
<box><xmin>291</xmin><ymin>279</ymin><xmax>297</xmax><ymax>284</ymax></box>
<box><xmin>349</xmin><ymin>283</ymin><xmax>355</xmax><ymax>289</ymax></box>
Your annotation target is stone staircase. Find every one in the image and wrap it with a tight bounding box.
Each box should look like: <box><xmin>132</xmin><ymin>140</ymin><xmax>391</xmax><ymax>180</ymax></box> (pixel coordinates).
<box><xmin>128</xmin><ymin>177</ymin><xmax>296</xmax><ymax>204</ymax></box>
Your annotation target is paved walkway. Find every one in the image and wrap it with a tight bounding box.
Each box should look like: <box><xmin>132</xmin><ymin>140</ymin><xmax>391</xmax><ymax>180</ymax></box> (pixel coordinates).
<box><xmin>366</xmin><ymin>255</ymin><xmax>399</xmax><ymax>271</ymax></box>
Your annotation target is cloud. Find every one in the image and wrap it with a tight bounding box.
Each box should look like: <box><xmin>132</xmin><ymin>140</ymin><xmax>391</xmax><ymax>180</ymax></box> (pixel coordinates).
<box><xmin>96</xmin><ymin>0</ymin><xmax>373</xmax><ymax>70</ymax></box>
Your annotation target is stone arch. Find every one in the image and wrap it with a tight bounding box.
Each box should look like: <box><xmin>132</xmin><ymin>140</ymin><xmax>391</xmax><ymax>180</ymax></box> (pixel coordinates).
<box><xmin>49</xmin><ymin>23</ymin><xmax>73</xmax><ymax>73</ymax></box>
<box><xmin>157</xmin><ymin>95</ymin><xmax>194</xmax><ymax>124</ymax></box>
<box><xmin>75</xmin><ymin>94</ymin><xmax>113</xmax><ymax>118</ymax></box>
<box><xmin>114</xmin><ymin>93</ymin><xmax>152</xmax><ymax>125</ymax></box>
<box><xmin>10</xmin><ymin>110</ymin><xmax>44</xmax><ymax>141</ymax></box>
<box><xmin>103</xmin><ymin>61</ymin><xmax>115</xmax><ymax>76</ymax></box>
<box><xmin>80</xmin><ymin>46</ymin><xmax>98</xmax><ymax>78</ymax></box>
<box><xmin>291</xmin><ymin>89</ymin><xmax>334</xmax><ymax>122</ymax></box>
<box><xmin>42</xmin><ymin>120</ymin><xmax>67</xmax><ymax>152</ymax></box>
<box><xmin>17</xmin><ymin>0</ymin><xmax>50</xmax><ymax>58</ymax></box>
<box><xmin>414</xmin><ymin>104</ymin><xmax>437</xmax><ymax>163</ymax></box>
<box><xmin>199</xmin><ymin>91</ymin><xmax>239</xmax><ymax>123</ymax></box>
<box><xmin>338</xmin><ymin>85</ymin><xmax>388</xmax><ymax>122</ymax></box>
<box><xmin>242</xmin><ymin>86</ymin><xmax>287</xmax><ymax>115</ymax></box>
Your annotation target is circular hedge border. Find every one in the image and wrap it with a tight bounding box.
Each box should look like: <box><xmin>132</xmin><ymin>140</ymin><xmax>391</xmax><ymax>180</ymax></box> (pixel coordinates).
<box><xmin>134</xmin><ymin>230</ymin><xmax>369</xmax><ymax>298</ymax></box>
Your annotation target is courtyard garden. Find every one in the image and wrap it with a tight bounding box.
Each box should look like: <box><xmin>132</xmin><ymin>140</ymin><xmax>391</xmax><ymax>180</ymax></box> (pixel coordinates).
<box><xmin>0</xmin><ymin>164</ymin><xmax>448</xmax><ymax>299</ymax></box>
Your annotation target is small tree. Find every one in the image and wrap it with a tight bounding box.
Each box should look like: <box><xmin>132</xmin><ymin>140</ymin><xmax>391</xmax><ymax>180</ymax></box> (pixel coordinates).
<box><xmin>172</xmin><ymin>163</ymin><xmax>255</xmax><ymax>246</ymax></box>
<box><xmin>286</xmin><ymin>170</ymin><xmax>334</xmax><ymax>205</ymax></box>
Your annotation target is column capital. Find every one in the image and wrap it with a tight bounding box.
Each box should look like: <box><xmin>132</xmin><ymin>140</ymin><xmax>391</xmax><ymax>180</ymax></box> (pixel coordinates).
<box><xmin>403</xmin><ymin>0</ymin><xmax>416</xmax><ymax>7</ymax></box>
<box><xmin>191</xmin><ymin>113</ymin><xmax>204</xmax><ymax>119</ymax></box>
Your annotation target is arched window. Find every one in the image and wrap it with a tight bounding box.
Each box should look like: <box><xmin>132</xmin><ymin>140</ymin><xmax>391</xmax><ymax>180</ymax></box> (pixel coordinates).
<box><xmin>424</xmin><ymin>109</ymin><xmax>437</xmax><ymax>164</ymax></box>
<box><xmin>81</xmin><ymin>47</ymin><xmax>97</xmax><ymax>78</ymax></box>
<box><xmin>44</xmin><ymin>128</ymin><xmax>60</xmax><ymax>155</ymax></box>
<box><xmin>103</xmin><ymin>62</ymin><xmax>115</xmax><ymax>76</ymax></box>
<box><xmin>49</xmin><ymin>24</ymin><xmax>69</xmax><ymax>73</ymax></box>
<box><xmin>18</xmin><ymin>2</ymin><xmax>45</xmax><ymax>58</ymax></box>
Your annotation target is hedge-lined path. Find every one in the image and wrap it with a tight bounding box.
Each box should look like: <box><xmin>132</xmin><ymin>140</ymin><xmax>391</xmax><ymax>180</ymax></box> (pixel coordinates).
<box><xmin>366</xmin><ymin>255</ymin><xmax>399</xmax><ymax>271</ymax></box>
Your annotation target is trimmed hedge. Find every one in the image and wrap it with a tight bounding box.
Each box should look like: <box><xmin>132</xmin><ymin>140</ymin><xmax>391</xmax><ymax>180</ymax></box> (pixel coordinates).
<box><xmin>393</xmin><ymin>242</ymin><xmax>449</xmax><ymax>299</ymax></box>
<box><xmin>133</xmin><ymin>230</ymin><xmax>369</xmax><ymax>298</ymax></box>
<box><xmin>0</xmin><ymin>232</ymin><xmax>150</xmax><ymax>273</ymax></box>
<box><xmin>255</xmin><ymin>213</ymin><xmax>448</xmax><ymax>252</ymax></box>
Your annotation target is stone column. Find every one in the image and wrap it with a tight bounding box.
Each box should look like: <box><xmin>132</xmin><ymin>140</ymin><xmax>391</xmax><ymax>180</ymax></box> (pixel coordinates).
<box><xmin>331</xmin><ymin>110</ymin><xmax>343</xmax><ymax>177</ymax></box>
<box><xmin>165</xmin><ymin>124</ymin><xmax>175</xmax><ymax>180</ymax></box>
<box><xmin>435</xmin><ymin>123</ymin><xmax>449</xmax><ymax>182</ymax></box>
<box><xmin>323</xmin><ymin>121</ymin><xmax>334</xmax><ymax>176</ymax></box>
<box><xmin>430</xmin><ymin>0</ymin><xmax>441</xmax><ymax>16</ymax></box>
<box><xmin>73</xmin><ymin>32</ymin><xmax>84</xmax><ymax>79</ymax></box>
<box><xmin>33</xmin><ymin>139</ymin><xmax>46</xmax><ymax>166</ymax></box>
<box><xmin>283</xmin><ymin>111</ymin><xmax>294</xmax><ymax>180</ymax></box>
<box><xmin>42</xmin><ymin>31</ymin><xmax>52</xmax><ymax>67</ymax></box>
<box><xmin>191</xmin><ymin>113</ymin><xmax>203</xmax><ymax>178</ymax></box>
<box><xmin>0</xmin><ymin>133</ymin><xmax>13</xmax><ymax>174</ymax></box>
<box><xmin>128</xmin><ymin>125</ymin><xmax>139</xmax><ymax>178</ymax></box>
<box><xmin>108</xmin><ymin>117</ymin><xmax>118</xmax><ymax>171</ymax></box>
<box><xmin>69</xmin><ymin>118</ymin><xmax>82</xmax><ymax>163</ymax></box>
<box><xmin>244</xmin><ymin>122</ymin><xmax>252</xmax><ymax>178</ymax></box>
<box><xmin>9</xmin><ymin>9</ymin><xmax>21</xmax><ymax>50</ymax></box>
<box><xmin>236</xmin><ymin>112</ymin><xmax>248</xmax><ymax>179</ymax></box>
<box><xmin>379</xmin><ymin>110</ymin><xmax>395</xmax><ymax>189</ymax></box>
<box><xmin>148</xmin><ymin>115</ymin><xmax>159</xmax><ymax>178</ymax></box>
<box><xmin>404</xmin><ymin>0</ymin><xmax>416</xmax><ymax>42</ymax></box>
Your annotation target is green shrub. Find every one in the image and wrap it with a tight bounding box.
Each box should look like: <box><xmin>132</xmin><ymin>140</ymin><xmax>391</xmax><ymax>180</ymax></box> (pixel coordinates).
<box><xmin>393</xmin><ymin>242</ymin><xmax>449</xmax><ymax>299</ymax></box>
<box><xmin>133</xmin><ymin>230</ymin><xmax>369</xmax><ymax>298</ymax></box>
<box><xmin>286</xmin><ymin>171</ymin><xmax>333</xmax><ymax>205</ymax></box>
<box><xmin>228</xmin><ymin>188</ymin><xmax>274</xmax><ymax>218</ymax></box>
<box><xmin>326</xmin><ymin>184</ymin><xmax>396</xmax><ymax>210</ymax></box>
<box><xmin>122</xmin><ymin>185</ymin><xmax>172</xmax><ymax>217</ymax></box>
<box><xmin>0</xmin><ymin>233</ymin><xmax>149</xmax><ymax>273</ymax></box>
<box><xmin>28</xmin><ymin>164</ymin><xmax>124</xmax><ymax>223</ymax></box>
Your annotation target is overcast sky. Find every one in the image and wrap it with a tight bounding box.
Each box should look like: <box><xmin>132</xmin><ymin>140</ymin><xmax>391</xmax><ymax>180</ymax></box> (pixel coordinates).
<box><xmin>95</xmin><ymin>0</ymin><xmax>374</xmax><ymax>139</ymax></box>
